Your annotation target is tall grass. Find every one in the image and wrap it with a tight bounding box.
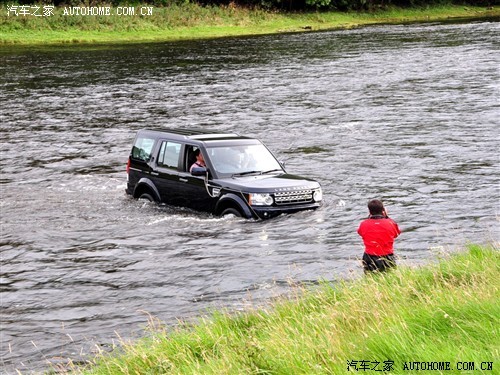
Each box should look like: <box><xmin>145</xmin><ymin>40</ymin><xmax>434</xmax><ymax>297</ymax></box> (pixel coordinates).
<box><xmin>69</xmin><ymin>244</ymin><xmax>498</xmax><ymax>374</ymax></box>
<box><xmin>1</xmin><ymin>4</ymin><xmax>498</xmax><ymax>44</ymax></box>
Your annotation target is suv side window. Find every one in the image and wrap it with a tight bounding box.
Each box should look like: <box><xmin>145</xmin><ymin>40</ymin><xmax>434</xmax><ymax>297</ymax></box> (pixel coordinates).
<box><xmin>158</xmin><ymin>141</ymin><xmax>181</xmax><ymax>170</ymax></box>
<box><xmin>185</xmin><ymin>145</ymin><xmax>200</xmax><ymax>172</ymax></box>
<box><xmin>132</xmin><ymin>137</ymin><xmax>155</xmax><ymax>161</ymax></box>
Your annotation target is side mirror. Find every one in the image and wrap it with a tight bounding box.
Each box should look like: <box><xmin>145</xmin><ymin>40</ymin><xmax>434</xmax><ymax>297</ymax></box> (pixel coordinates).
<box><xmin>191</xmin><ymin>167</ymin><xmax>208</xmax><ymax>176</ymax></box>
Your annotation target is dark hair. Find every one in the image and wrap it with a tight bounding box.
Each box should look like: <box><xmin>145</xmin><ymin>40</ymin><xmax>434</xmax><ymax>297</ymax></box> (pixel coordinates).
<box><xmin>193</xmin><ymin>148</ymin><xmax>201</xmax><ymax>157</ymax></box>
<box><xmin>368</xmin><ymin>199</ymin><xmax>384</xmax><ymax>215</ymax></box>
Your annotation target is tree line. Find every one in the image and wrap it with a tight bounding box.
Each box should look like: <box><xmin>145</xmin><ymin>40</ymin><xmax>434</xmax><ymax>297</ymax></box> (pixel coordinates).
<box><xmin>5</xmin><ymin>0</ymin><xmax>497</xmax><ymax>11</ymax></box>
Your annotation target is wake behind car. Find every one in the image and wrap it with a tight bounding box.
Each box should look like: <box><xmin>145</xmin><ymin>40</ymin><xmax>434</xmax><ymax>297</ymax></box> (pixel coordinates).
<box><xmin>126</xmin><ymin>128</ymin><xmax>322</xmax><ymax>219</ymax></box>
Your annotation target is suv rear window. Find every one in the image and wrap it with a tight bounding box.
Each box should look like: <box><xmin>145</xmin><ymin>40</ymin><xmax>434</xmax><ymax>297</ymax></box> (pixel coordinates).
<box><xmin>132</xmin><ymin>137</ymin><xmax>155</xmax><ymax>161</ymax></box>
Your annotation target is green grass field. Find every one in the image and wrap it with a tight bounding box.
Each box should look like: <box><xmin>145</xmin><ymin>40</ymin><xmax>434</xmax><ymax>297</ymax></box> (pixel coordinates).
<box><xmin>65</xmin><ymin>244</ymin><xmax>499</xmax><ymax>374</ymax></box>
<box><xmin>1</xmin><ymin>4</ymin><xmax>499</xmax><ymax>45</ymax></box>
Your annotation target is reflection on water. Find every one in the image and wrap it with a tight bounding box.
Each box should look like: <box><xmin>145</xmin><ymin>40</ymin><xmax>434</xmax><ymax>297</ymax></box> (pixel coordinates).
<box><xmin>1</xmin><ymin>21</ymin><xmax>499</xmax><ymax>373</ymax></box>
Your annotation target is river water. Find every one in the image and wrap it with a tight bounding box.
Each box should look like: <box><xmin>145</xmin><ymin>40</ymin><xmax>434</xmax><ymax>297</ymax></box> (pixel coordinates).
<box><xmin>1</xmin><ymin>20</ymin><xmax>499</xmax><ymax>373</ymax></box>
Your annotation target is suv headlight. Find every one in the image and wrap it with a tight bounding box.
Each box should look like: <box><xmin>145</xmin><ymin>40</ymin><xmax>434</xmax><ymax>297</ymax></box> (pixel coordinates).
<box><xmin>313</xmin><ymin>188</ymin><xmax>323</xmax><ymax>202</ymax></box>
<box><xmin>249</xmin><ymin>193</ymin><xmax>274</xmax><ymax>206</ymax></box>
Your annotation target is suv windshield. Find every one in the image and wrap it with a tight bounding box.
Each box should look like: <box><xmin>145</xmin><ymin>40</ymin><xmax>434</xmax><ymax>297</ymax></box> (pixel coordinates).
<box><xmin>206</xmin><ymin>143</ymin><xmax>283</xmax><ymax>176</ymax></box>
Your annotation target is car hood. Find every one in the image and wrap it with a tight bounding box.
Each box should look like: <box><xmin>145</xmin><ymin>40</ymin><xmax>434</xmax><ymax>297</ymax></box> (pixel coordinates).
<box><xmin>212</xmin><ymin>173</ymin><xmax>321</xmax><ymax>193</ymax></box>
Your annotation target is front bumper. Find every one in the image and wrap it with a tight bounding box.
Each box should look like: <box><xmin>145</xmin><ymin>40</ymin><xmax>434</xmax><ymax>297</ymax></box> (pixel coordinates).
<box><xmin>251</xmin><ymin>202</ymin><xmax>321</xmax><ymax>220</ymax></box>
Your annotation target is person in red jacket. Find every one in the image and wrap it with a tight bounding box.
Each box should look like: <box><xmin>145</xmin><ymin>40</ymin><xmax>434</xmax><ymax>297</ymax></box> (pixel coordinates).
<box><xmin>357</xmin><ymin>199</ymin><xmax>401</xmax><ymax>272</ymax></box>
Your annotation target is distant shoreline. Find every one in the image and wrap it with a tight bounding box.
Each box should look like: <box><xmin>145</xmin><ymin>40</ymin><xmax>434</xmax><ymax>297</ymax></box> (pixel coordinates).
<box><xmin>1</xmin><ymin>5</ymin><xmax>499</xmax><ymax>46</ymax></box>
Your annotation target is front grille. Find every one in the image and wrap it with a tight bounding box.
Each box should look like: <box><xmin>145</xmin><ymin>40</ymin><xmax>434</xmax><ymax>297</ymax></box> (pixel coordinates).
<box><xmin>274</xmin><ymin>190</ymin><xmax>313</xmax><ymax>205</ymax></box>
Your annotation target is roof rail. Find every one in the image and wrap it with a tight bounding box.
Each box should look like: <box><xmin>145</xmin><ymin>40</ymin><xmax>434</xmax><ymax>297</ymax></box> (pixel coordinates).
<box><xmin>189</xmin><ymin>133</ymin><xmax>240</xmax><ymax>140</ymax></box>
<box><xmin>146</xmin><ymin>127</ymin><xmax>240</xmax><ymax>138</ymax></box>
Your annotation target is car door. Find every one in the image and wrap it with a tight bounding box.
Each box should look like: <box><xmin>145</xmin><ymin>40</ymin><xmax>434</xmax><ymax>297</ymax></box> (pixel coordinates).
<box><xmin>151</xmin><ymin>140</ymin><xmax>184</xmax><ymax>206</ymax></box>
<box><xmin>177</xmin><ymin>145</ymin><xmax>218</xmax><ymax>213</ymax></box>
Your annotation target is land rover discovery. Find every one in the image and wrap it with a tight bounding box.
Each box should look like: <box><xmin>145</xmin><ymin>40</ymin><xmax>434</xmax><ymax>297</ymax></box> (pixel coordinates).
<box><xmin>126</xmin><ymin>128</ymin><xmax>322</xmax><ymax>219</ymax></box>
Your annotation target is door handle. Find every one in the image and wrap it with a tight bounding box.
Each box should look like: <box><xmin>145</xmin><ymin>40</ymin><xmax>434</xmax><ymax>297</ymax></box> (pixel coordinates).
<box><xmin>179</xmin><ymin>178</ymin><xmax>188</xmax><ymax>183</ymax></box>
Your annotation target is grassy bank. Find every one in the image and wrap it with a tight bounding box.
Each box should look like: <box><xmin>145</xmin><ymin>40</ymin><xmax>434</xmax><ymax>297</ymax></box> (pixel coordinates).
<box><xmin>1</xmin><ymin>4</ymin><xmax>499</xmax><ymax>45</ymax></box>
<box><xmin>69</xmin><ymin>244</ymin><xmax>499</xmax><ymax>374</ymax></box>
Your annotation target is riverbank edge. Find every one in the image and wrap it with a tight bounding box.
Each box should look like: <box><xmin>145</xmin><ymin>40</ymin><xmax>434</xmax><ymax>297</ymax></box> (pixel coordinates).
<box><xmin>73</xmin><ymin>244</ymin><xmax>499</xmax><ymax>374</ymax></box>
<box><xmin>1</xmin><ymin>5</ymin><xmax>499</xmax><ymax>46</ymax></box>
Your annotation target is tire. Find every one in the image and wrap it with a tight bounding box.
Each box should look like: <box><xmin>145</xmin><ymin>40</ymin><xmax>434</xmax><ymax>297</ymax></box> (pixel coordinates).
<box><xmin>221</xmin><ymin>207</ymin><xmax>242</xmax><ymax>217</ymax></box>
<box><xmin>138</xmin><ymin>193</ymin><xmax>155</xmax><ymax>202</ymax></box>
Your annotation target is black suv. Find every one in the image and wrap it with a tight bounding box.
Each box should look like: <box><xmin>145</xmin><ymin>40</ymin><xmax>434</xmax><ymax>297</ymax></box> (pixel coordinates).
<box><xmin>126</xmin><ymin>128</ymin><xmax>322</xmax><ymax>219</ymax></box>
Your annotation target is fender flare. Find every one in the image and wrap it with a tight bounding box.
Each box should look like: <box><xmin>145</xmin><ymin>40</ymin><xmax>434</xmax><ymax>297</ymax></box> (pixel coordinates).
<box><xmin>133</xmin><ymin>178</ymin><xmax>161</xmax><ymax>202</ymax></box>
<box><xmin>216</xmin><ymin>192</ymin><xmax>253</xmax><ymax>219</ymax></box>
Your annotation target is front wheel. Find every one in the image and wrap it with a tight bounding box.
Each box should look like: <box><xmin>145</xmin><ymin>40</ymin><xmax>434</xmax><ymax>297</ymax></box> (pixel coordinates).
<box><xmin>221</xmin><ymin>207</ymin><xmax>242</xmax><ymax>218</ymax></box>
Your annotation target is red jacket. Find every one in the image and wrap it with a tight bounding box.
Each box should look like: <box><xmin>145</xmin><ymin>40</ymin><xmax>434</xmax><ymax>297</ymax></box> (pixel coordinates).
<box><xmin>357</xmin><ymin>216</ymin><xmax>401</xmax><ymax>256</ymax></box>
